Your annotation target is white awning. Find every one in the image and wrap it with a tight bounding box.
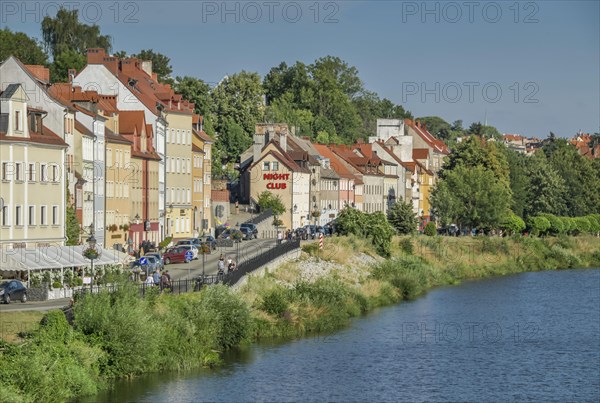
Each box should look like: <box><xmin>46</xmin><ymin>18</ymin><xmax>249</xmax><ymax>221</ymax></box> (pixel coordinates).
<box><xmin>0</xmin><ymin>246</ymin><xmax>134</xmax><ymax>271</ymax></box>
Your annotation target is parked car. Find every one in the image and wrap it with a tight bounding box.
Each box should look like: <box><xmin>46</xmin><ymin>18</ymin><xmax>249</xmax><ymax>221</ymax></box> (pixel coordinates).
<box><xmin>163</xmin><ymin>246</ymin><xmax>192</xmax><ymax>264</ymax></box>
<box><xmin>0</xmin><ymin>280</ymin><xmax>28</xmax><ymax>304</ymax></box>
<box><xmin>239</xmin><ymin>227</ymin><xmax>252</xmax><ymax>240</ymax></box>
<box><xmin>145</xmin><ymin>252</ymin><xmax>164</xmax><ymax>269</ymax></box>
<box><xmin>200</xmin><ymin>235</ymin><xmax>217</xmax><ymax>251</ymax></box>
<box><xmin>239</xmin><ymin>223</ymin><xmax>258</xmax><ymax>239</ymax></box>
<box><xmin>177</xmin><ymin>238</ymin><xmax>200</xmax><ymax>247</ymax></box>
<box><xmin>178</xmin><ymin>244</ymin><xmax>199</xmax><ymax>260</ymax></box>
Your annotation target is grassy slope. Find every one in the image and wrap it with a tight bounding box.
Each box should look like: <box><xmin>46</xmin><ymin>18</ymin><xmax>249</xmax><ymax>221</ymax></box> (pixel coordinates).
<box><xmin>1</xmin><ymin>235</ymin><xmax>598</xmax><ymax>402</ymax></box>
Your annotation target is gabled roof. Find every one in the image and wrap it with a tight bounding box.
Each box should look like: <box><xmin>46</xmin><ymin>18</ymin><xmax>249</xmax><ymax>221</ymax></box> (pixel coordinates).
<box><xmin>0</xmin><ymin>124</ymin><xmax>68</xmax><ymax>148</ymax></box>
<box><xmin>405</xmin><ymin>118</ymin><xmax>450</xmax><ymax>154</ymax></box>
<box><xmin>0</xmin><ymin>83</ymin><xmax>20</xmax><ymax>99</ymax></box>
<box><xmin>119</xmin><ymin>111</ymin><xmax>146</xmax><ymax>135</ymax></box>
<box><xmin>412</xmin><ymin>148</ymin><xmax>429</xmax><ymax>160</ymax></box>
<box><xmin>193</xmin><ymin>129</ymin><xmax>213</xmax><ymax>143</ymax></box>
<box><xmin>75</xmin><ymin>120</ymin><xmax>95</xmax><ymax>138</ymax></box>
<box><xmin>251</xmin><ymin>149</ymin><xmax>305</xmax><ymax>173</ymax></box>
<box><xmin>105</xmin><ymin>127</ymin><xmax>132</xmax><ymax>145</ymax></box>
<box><xmin>312</xmin><ymin>144</ymin><xmax>357</xmax><ymax>180</ymax></box>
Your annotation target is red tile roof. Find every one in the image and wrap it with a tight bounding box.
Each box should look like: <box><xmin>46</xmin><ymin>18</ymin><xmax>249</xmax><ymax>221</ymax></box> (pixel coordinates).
<box><xmin>312</xmin><ymin>144</ymin><xmax>357</xmax><ymax>180</ymax></box>
<box><xmin>0</xmin><ymin>125</ymin><xmax>68</xmax><ymax>147</ymax></box>
<box><xmin>405</xmin><ymin>118</ymin><xmax>450</xmax><ymax>154</ymax></box>
<box><xmin>412</xmin><ymin>148</ymin><xmax>429</xmax><ymax>160</ymax></box>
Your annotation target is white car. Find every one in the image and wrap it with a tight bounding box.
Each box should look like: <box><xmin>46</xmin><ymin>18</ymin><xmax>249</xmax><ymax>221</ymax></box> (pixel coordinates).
<box><xmin>178</xmin><ymin>244</ymin><xmax>199</xmax><ymax>260</ymax></box>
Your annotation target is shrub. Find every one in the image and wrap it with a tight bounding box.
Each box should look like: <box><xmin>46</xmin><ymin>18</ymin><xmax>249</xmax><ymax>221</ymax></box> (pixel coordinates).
<box><xmin>501</xmin><ymin>211</ymin><xmax>526</xmax><ymax>235</ymax></box>
<box><xmin>527</xmin><ymin>216</ymin><xmax>551</xmax><ymax>236</ymax></box>
<box><xmin>387</xmin><ymin>201</ymin><xmax>418</xmax><ymax>234</ymax></box>
<box><xmin>424</xmin><ymin>222</ymin><xmax>436</xmax><ymax>237</ymax></box>
<box><xmin>399</xmin><ymin>238</ymin><xmax>414</xmax><ymax>255</ymax></box>
<box><xmin>51</xmin><ymin>281</ymin><xmax>62</xmax><ymax>290</ymax></box>
<box><xmin>539</xmin><ymin>214</ymin><xmax>564</xmax><ymax>235</ymax></box>
<box><xmin>585</xmin><ymin>215</ymin><xmax>600</xmax><ymax>234</ymax></box>
<box><xmin>261</xmin><ymin>287</ymin><xmax>290</xmax><ymax>317</ymax></box>
<box><xmin>573</xmin><ymin>217</ymin><xmax>591</xmax><ymax>235</ymax></box>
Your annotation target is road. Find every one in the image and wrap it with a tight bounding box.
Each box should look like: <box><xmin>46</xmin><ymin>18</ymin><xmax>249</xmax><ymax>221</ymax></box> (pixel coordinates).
<box><xmin>0</xmin><ymin>237</ymin><xmax>281</xmax><ymax>312</ymax></box>
<box><xmin>165</xmin><ymin>237</ymin><xmax>279</xmax><ymax>280</ymax></box>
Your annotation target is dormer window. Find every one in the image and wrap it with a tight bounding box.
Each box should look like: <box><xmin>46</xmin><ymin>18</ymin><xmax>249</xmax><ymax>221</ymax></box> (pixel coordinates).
<box><xmin>15</xmin><ymin>110</ymin><xmax>21</xmax><ymax>131</ymax></box>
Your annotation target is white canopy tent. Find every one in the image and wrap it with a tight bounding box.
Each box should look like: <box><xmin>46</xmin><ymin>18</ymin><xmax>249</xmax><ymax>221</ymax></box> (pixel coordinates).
<box><xmin>0</xmin><ymin>246</ymin><xmax>134</xmax><ymax>285</ymax></box>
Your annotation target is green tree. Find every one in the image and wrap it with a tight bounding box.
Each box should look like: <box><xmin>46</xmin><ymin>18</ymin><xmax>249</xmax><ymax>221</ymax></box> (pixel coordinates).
<box><xmin>538</xmin><ymin>213</ymin><xmax>565</xmax><ymax>235</ymax></box>
<box><xmin>50</xmin><ymin>49</ymin><xmax>86</xmax><ymax>83</ymax></box>
<box><xmin>210</xmin><ymin>71</ymin><xmax>265</xmax><ymax>138</ymax></box>
<box><xmin>41</xmin><ymin>8</ymin><xmax>111</xmax><ymax>58</ymax></box>
<box><xmin>524</xmin><ymin>151</ymin><xmax>567</xmax><ymax>217</ymax></box>
<box><xmin>387</xmin><ymin>201</ymin><xmax>418</xmax><ymax>235</ymax></box>
<box><xmin>545</xmin><ymin>139</ymin><xmax>600</xmax><ymax>216</ymax></box>
<box><xmin>65</xmin><ymin>206</ymin><xmax>80</xmax><ymax>245</ymax></box>
<box><xmin>335</xmin><ymin>206</ymin><xmax>368</xmax><ymax>236</ymax></box>
<box><xmin>264</xmin><ymin>92</ymin><xmax>314</xmax><ymax>137</ymax></box>
<box><xmin>431</xmin><ymin>165</ymin><xmax>511</xmax><ymax>231</ymax></box>
<box><xmin>417</xmin><ymin>116</ymin><xmax>451</xmax><ymax>138</ymax></box>
<box><xmin>364</xmin><ymin>211</ymin><xmax>395</xmax><ymax>256</ymax></box>
<box><xmin>216</xmin><ymin>120</ymin><xmax>252</xmax><ymax>164</ymax></box>
<box><xmin>131</xmin><ymin>49</ymin><xmax>173</xmax><ymax>83</ymax></box>
<box><xmin>499</xmin><ymin>145</ymin><xmax>530</xmax><ymax>217</ymax></box>
<box><xmin>173</xmin><ymin>76</ymin><xmax>212</xmax><ymax>115</ymax></box>
<box><xmin>0</xmin><ymin>28</ymin><xmax>48</xmax><ymax>65</ymax></box>
<box><xmin>256</xmin><ymin>191</ymin><xmax>286</xmax><ymax>216</ymax></box>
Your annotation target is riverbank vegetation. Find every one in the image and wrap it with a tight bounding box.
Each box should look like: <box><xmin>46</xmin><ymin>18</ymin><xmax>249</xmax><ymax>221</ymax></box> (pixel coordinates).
<box><xmin>1</xmin><ymin>235</ymin><xmax>599</xmax><ymax>402</ymax></box>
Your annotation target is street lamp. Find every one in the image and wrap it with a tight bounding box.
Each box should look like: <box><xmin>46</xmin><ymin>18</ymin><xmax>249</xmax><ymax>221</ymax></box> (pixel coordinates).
<box><xmin>86</xmin><ymin>232</ymin><xmax>97</xmax><ymax>294</ymax></box>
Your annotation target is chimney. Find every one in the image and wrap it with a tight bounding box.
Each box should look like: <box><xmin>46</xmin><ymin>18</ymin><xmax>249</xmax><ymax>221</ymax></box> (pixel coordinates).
<box><xmin>280</xmin><ymin>127</ymin><xmax>287</xmax><ymax>152</ymax></box>
<box><xmin>141</xmin><ymin>60</ymin><xmax>153</xmax><ymax>77</ymax></box>
<box><xmin>253</xmin><ymin>131</ymin><xmax>265</xmax><ymax>163</ymax></box>
<box><xmin>68</xmin><ymin>69</ymin><xmax>76</xmax><ymax>83</ymax></box>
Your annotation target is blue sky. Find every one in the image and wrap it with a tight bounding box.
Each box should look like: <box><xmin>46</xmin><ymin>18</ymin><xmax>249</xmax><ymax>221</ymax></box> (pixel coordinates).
<box><xmin>2</xmin><ymin>0</ymin><xmax>599</xmax><ymax>137</ymax></box>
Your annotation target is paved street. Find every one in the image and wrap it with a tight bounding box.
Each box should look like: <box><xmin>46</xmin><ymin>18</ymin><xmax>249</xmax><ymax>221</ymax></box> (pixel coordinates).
<box><xmin>165</xmin><ymin>237</ymin><xmax>280</xmax><ymax>280</ymax></box>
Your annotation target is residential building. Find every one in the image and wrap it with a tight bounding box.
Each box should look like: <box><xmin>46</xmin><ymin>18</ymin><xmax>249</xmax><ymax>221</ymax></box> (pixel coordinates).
<box><xmin>192</xmin><ymin>118</ymin><xmax>214</xmax><ymax>235</ymax></box>
<box><xmin>312</xmin><ymin>144</ymin><xmax>357</xmax><ymax>211</ymax></box>
<box><xmin>0</xmin><ymin>84</ymin><xmax>68</xmax><ymax>249</ymax></box>
<box><xmin>119</xmin><ymin>111</ymin><xmax>161</xmax><ymax>248</ymax></box>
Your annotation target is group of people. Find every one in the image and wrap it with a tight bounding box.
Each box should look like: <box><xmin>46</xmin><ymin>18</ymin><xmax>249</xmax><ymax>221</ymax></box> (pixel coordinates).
<box><xmin>217</xmin><ymin>255</ymin><xmax>237</xmax><ymax>276</ymax></box>
<box><xmin>143</xmin><ymin>268</ymin><xmax>172</xmax><ymax>290</ymax></box>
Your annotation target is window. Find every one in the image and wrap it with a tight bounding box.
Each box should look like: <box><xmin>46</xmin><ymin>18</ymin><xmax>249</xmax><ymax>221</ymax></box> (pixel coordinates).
<box><xmin>51</xmin><ymin>165</ymin><xmax>59</xmax><ymax>182</ymax></box>
<box><xmin>2</xmin><ymin>162</ymin><xmax>9</xmax><ymax>180</ymax></box>
<box><xmin>187</xmin><ymin>189</ymin><xmax>191</xmax><ymax>203</ymax></box>
<box><xmin>187</xmin><ymin>158</ymin><xmax>191</xmax><ymax>174</ymax></box>
<box><xmin>15</xmin><ymin>163</ymin><xmax>22</xmax><ymax>181</ymax></box>
<box><xmin>272</xmin><ymin>162</ymin><xmax>279</xmax><ymax>171</ymax></box>
<box><xmin>40</xmin><ymin>206</ymin><xmax>47</xmax><ymax>225</ymax></box>
<box><xmin>52</xmin><ymin>206</ymin><xmax>59</xmax><ymax>225</ymax></box>
<box><xmin>40</xmin><ymin>164</ymin><xmax>47</xmax><ymax>182</ymax></box>
<box><xmin>28</xmin><ymin>206</ymin><xmax>35</xmax><ymax>226</ymax></box>
<box><xmin>177</xmin><ymin>130</ymin><xmax>181</xmax><ymax>144</ymax></box>
<box><xmin>28</xmin><ymin>163</ymin><xmax>35</xmax><ymax>181</ymax></box>
<box><xmin>1</xmin><ymin>205</ymin><xmax>9</xmax><ymax>226</ymax></box>
<box><xmin>263</xmin><ymin>162</ymin><xmax>270</xmax><ymax>171</ymax></box>
<box><xmin>15</xmin><ymin>110</ymin><xmax>21</xmax><ymax>131</ymax></box>
<box><xmin>15</xmin><ymin>205</ymin><xmax>22</xmax><ymax>226</ymax></box>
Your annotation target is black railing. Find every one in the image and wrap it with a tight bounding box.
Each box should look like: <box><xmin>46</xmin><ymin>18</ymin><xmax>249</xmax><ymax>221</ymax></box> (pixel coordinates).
<box><xmin>246</xmin><ymin>208</ymin><xmax>272</xmax><ymax>225</ymax></box>
<box><xmin>223</xmin><ymin>239</ymin><xmax>301</xmax><ymax>286</ymax></box>
<box><xmin>74</xmin><ymin>240</ymin><xmax>301</xmax><ymax>299</ymax></box>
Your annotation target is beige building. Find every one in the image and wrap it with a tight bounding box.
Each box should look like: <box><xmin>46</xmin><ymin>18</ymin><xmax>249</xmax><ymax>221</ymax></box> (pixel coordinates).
<box><xmin>164</xmin><ymin>110</ymin><xmax>194</xmax><ymax>240</ymax></box>
<box><xmin>0</xmin><ymin>84</ymin><xmax>68</xmax><ymax>248</ymax></box>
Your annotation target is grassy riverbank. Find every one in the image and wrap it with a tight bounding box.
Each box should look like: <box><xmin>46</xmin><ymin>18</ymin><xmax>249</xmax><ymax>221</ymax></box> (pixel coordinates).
<box><xmin>1</xmin><ymin>235</ymin><xmax>599</xmax><ymax>402</ymax></box>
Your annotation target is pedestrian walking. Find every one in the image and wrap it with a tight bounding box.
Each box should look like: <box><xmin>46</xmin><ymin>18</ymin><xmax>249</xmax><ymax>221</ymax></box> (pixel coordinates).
<box><xmin>145</xmin><ymin>273</ymin><xmax>154</xmax><ymax>287</ymax></box>
<box><xmin>277</xmin><ymin>231</ymin><xmax>283</xmax><ymax>245</ymax></box>
<box><xmin>153</xmin><ymin>269</ymin><xmax>161</xmax><ymax>285</ymax></box>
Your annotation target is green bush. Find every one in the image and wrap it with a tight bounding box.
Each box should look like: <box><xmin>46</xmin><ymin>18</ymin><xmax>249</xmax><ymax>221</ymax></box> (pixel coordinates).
<box><xmin>573</xmin><ymin>217</ymin><xmax>591</xmax><ymax>235</ymax></box>
<box><xmin>261</xmin><ymin>287</ymin><xmax>290</xmax><ymax>317</ymax></box>
<box><xmin>424</xmin><ymin>222</ymin><xmax>437</xmax><ymax>237</ymax></box>
<box><xmin>51</xmin><ymin>281</ymin><xmax>62</xmax><ymax>290</ymax></box>
<box><xmin>399</xmin><ymin>238</ymin><xmax>414</xmax><ymax>255</ymax></box>
<box><xmin>527</xmin><ymin>216</ymin><xmax>551</xmax><ymax>236</ymax></box>
<box><xmin>501</xmin><ymin>211</ymin><xmax>526</xmax><ymax>235</ymax></box>
<box><xmin>539</xmin><ymin>214</ymin><xmax>564</xmax><ymax>235</ymax></box>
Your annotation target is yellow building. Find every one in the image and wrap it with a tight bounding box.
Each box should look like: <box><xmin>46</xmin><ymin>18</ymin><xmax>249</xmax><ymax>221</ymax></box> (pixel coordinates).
<box><xmin>0</xmin><ymin>84</ymin><xmax>68</xmax><ymax>248</ymax></box>
<box><xmin>158</xmin><ymin>104</ymin><xmax>193</xmax><ymax>241</ymax></box>
<box><xmin>192</xmin><ymin>118</ymin><xmax>213</xmax><ymax>235</ymax></box>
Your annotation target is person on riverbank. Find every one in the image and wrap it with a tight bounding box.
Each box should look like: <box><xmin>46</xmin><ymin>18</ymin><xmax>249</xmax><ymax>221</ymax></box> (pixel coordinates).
<box><xmin>217</xmin><ymin>256</ymin><xmax>225</xmax><ymax>277</ymax></box>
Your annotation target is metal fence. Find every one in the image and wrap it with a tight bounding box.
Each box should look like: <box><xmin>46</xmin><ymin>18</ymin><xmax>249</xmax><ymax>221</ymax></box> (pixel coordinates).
<box><xmin>74</xmin><ymin>240</ymin><xmax>301</xmax><ymax>299</ymax></box>
<box><xmin>246</xmin><ymin>208</ymin><xmax>273</xmax><ymax>225</ymax></box>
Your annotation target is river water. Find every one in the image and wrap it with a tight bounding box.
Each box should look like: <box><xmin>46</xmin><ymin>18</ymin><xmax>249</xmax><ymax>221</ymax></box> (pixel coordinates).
<box><xmin>83</xmin><ymin>268</ymin><xmax>600</xmax><ymax>402</ymax></box>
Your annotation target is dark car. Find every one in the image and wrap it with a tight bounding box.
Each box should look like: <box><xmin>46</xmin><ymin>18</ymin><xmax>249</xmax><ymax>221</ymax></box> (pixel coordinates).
<box><xmin>239</xmin><ymin>223</ymin><xmax>258</xmax><ymax>239</ymax></box>
<box><xmin>0</xmin><ymin>280</ymin><xmax>28</xmax><ymax>304</ymax></box>
<box><xmin>218</xmin><ymin>229</ymin><xmax>243</xmax><ymax>242</ymax></box>
<box><xmin>163</xmin><ymin>246</ymin><xmax>191</xmax><ymax>264</ymax></box>
<box><xmin>239</xmin><ymin>227</ymin><xmax>252</xmax><ymax>240</ymax></box>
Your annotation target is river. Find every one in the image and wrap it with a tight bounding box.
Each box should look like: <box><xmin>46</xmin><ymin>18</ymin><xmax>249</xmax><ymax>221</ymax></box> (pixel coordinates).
<box><xmin>82</xmin><ymin>268</ymin><xmax>600</xmax><ymax>402</ymax></box>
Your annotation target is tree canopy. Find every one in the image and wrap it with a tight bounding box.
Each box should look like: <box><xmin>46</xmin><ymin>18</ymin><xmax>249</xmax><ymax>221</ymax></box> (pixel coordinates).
<box><xmin>0</xmin><ymin>28</ymin><xmax>48</xmax><ymax>65</ymax></box>
<box><xmin>131</xmin><ymin>49</ymin><xmax>173</xmax><ymax>83</ymax></box>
